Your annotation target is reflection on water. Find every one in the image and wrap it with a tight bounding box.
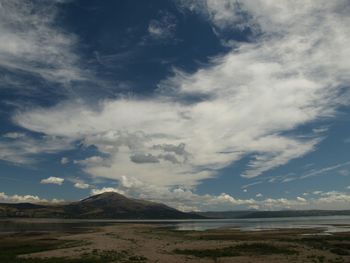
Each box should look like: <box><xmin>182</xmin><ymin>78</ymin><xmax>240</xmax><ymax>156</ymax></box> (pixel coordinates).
<box><xmin>0</xmin><ymin>219</ymin><xmax>113</xmax><ymax>234</ymax></box>
<box><xmin>170</xmin><ymin>216</ymin><xmax>350</xmax><ymax>233</ymax></box>
<box><xmin>0</xmin><ymin>216</ymin><xmax>350</xmax><ymax>234</ymax></box>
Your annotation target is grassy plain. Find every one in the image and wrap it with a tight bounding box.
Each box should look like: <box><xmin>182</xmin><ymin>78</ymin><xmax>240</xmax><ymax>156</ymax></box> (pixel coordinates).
<box><xmin>0</xmin><ymin>223</ymin><xmax>349</xmax><ymax>263</ymax></box>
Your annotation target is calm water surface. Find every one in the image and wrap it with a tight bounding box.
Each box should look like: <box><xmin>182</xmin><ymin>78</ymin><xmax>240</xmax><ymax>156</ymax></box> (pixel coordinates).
<box><xmin>0</xmin><ymin>216</ymin><xmax>349</xmax><ymax>234</ymax></box>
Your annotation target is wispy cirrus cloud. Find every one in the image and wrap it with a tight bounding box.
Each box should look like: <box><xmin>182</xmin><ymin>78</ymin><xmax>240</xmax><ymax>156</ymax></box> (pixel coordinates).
<box><xmin>241</xmin><ymin>161</ymin><xmax>350</xmax><ymax>190</ymax></box>
<box><xmin>0</xmin><ymin>132</ymin><xmax>73</xmax><ymax>164</ymax></box>
<box><xmin>0</xmin><ymin>0</ymin><xmax>84</xmax><ymax>88</ymax></box>
<box><xmin>148</xmin><ymin>11</ymin><xmax>177</xmax><ymax>41</ymax></box>
<box><xmin>300</xmin><ymin>161</ymin><xmax>350</xmax><ymax>179</ymax></box>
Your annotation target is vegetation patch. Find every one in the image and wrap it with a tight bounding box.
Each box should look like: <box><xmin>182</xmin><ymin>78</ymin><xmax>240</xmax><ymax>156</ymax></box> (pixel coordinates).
<box><xmin>234</xmin><ymin>243</ymin><xmax>297</xmax><ymax>255</ymax></box>
<box><xmin>293</xmin><ymin>237</ymin><xmax>350</xmax><ymax>256</ymax></box>
<box><xmin>0</xmin><ymin>237</ymin><xmax>146</xmax><ymax>263</ymax></box>
<box><xmin>174</xmin><ymin>243</ymin><xmax>297</xmax><ymax>258</ymax></box>
<box><xmin>0</xmin><ymin>237</ymin><xmax>68</xmax><ymax>262</ymax></box>
<box><xmin>330</xmin><ymin>248</ymin><xmax>350</xmax><ymax>256</ymax></box>
<box><xmin>174</xmin><ymin>246</ymin><xmax>240</xmax><ymax>258</ymax></box>
<box><xmin>81</xmin><ymin>250</ymin><xmax>147</xmax><ymax>262</ymax></box>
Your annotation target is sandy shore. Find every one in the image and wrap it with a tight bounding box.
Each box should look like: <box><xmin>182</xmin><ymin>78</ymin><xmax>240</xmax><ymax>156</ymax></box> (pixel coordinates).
<box><xmin>1</xmin><ymin>223</ymin><xmax>349</xmax><ymax>262</ymax></box>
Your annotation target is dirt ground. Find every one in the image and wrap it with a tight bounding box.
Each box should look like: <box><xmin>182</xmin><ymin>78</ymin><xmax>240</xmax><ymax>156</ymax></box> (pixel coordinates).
<box><xmin>4</xmin><ymin>223</ymin><xmax>350</xmax><ymax>263</ymax></box>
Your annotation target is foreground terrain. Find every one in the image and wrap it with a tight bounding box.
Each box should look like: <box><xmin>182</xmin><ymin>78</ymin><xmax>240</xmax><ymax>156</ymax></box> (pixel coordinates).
<box><xmin>0</xmin><ymin>223</ymin><xmax>350</xmax><ymax>263</ymax></box>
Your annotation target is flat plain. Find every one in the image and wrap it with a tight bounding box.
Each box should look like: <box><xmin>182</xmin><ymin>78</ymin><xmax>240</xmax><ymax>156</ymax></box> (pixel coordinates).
<box><xmin>1</xmin><ymin>223</ymin><xmax>350</xmax><ymax>263</ymax></box>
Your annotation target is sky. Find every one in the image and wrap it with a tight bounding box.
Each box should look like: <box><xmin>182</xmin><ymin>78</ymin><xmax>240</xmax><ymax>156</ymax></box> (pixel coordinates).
<box><xmin>0</xmin><ymin>0</ymin><xmax>350</xmax><ymax>211</ymax></box>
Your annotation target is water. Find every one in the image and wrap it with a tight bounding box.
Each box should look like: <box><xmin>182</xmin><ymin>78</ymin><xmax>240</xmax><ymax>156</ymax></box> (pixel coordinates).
<box><xmin>0</xmin><ymin>216</ymin><xmax>349</xmax><ymax>234</ymax></box>
<box><xmin>0</xmin><ymin>218</ymin><xmax>114</xmax><ymax>234</ymax></box>
<box><xmin>168</xmin><ymin>216</ymin><xmax>350</xmax><ymax>233</ymax></box>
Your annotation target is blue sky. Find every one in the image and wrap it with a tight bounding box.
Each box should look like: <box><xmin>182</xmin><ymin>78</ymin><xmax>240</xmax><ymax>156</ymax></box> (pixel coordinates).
<box><xmin>0</xmin><ymin>0</ymin><xmax>350</xmax><ymax>211</ymax></box>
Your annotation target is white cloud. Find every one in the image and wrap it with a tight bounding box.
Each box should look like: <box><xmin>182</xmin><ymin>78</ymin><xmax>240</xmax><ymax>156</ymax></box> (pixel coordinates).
<box><xmin>60</xmin><ymin>157</ymin><xmax>69</xmax><ymax>164</ymax></box>
<box><xmin>316</xmin><ymin>191</ymin><xmax>350</xmax><ymax>205</ymax></box>
<box><xmin>74</xmin><ymin>182</ymin><xmax>90</xmax><ymax>189</ymax></box>
<box><xmin>296</xmin><ymin>196</ymin><xmax>306</xmax><ymax>202</ymax></box>
<box><xmin>91</xmin><ymin>187</ymin><xmax>125</xmax><ymax>196</ymax></box>
<box><xmin>242</xmin><ymin>181</ymin><xmax>263</xmax><ymax>189</ymax></box>
<box><xmin>67</xmin><ymin>177</ymin><xmax>91</xmax><ymax>189</ymax></box>
<box><xmin>0</xmin><ymin>192</ymin><xmax>63</xmax><ymax>203</ymax></box>
<box><xmin>148</xmin><ymin>12</ymin><xmax>177</xmax><ymax>40</ymax></box>
<box><xmin>312</xmin><ymin>127</ymin><xmax>328</xmax><ymax>134</ymax></box>
<box><xmin>176</xmin><ymin>0</ymin><xmax>250</xmax><ymax>32</ymax></box>
<box><xmin>282</xmin><ymin>177</ymin><xmax>296</xmax><ymax>183</ymax></box>
<box><xmin>2</xmin><ymin>132</ymin><xmax>26</xmax><ymax>139</ymax></box>
<box><xmin>256</xmin><ymin>193</ymin><xmax>262</xmax><ymax>198</ymax></box>
<box><xmin>0</xmin><ymin>192</ymin><xmax>43</xmax><ymax>203</ymax></box>
<box><xmin>40</xmin><ymin>176</ymin><xmax>64</xmax><ymax>185</ymax></box>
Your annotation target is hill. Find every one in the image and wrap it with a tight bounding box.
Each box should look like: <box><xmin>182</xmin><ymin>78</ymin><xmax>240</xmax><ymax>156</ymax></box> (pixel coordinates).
<box><xmin>0</xmin><ymin>192</ymin><xmax>203</xmax><ymax>219</ymax></box>
<box><xmin>195</xmin><ymin>210</ymin><xmax>350</xmax><ymax>219</ymax></box>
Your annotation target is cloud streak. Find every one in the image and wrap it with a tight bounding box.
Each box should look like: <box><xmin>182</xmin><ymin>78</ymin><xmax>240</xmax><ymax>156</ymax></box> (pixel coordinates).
<box><xmin>0</xmin><ymin>0</ymin><xmax>86</xmax><ymax>88</ymax></box>
<box><xmin>0</xmin><ymin>132</ymin><xmax>73</xmax><ymax>164</ymax></box>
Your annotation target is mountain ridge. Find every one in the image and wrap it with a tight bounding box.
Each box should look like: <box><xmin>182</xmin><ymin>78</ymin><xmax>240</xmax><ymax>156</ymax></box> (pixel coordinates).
<box><xmin>0</xmin><ymin>192</ymin><xmax>203</xmax><ymax>219</ymax></box>
<box><xmin>195</xmin><ymin>210</ymin><xmax>350</xmax><ymax>219</ymax></box>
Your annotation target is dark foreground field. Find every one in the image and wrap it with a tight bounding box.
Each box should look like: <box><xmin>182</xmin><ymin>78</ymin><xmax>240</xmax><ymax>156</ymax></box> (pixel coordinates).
<box><xmin>1</xmin><ymin>224</ymin><xmax>350</xmax><ymax>263</ymax></box>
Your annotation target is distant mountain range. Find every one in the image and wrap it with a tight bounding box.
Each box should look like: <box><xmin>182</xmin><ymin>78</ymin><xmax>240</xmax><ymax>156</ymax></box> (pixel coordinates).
<box><xmin>1</xmin><ymin>192</ymin><xmax>349</xmax><ymax>220</ymax></box>
<box><xmin>195</xmin><ymin>210</ymin><xmax>350</xmax><ymax>219</ymax></box>
<box><xmin>0</xmin><ymin>192</ymin><xmax>202</xmax><ymax>219</ymax></box>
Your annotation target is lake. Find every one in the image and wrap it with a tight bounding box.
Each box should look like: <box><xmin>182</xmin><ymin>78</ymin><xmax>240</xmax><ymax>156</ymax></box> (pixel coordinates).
<box><xmin>1</xmin><ymin>216</ymin><xmax>350</xmax><ymax>234</ymax></box>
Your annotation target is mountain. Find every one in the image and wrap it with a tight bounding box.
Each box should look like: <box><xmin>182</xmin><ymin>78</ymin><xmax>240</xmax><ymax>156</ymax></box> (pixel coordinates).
<box><xmin>0</xmin><ymin>192</ymin><xmax>203</xmax><ymax>219</ymax></box>
<box><xmin>195</xmin><ymin>210</ymin><xmax>350</xmax><ymax>219</ymax></box>
<box><xmin>194</xmin><ymin>211</ymin><xmax>255</xmax><ymax>219</ymax></box>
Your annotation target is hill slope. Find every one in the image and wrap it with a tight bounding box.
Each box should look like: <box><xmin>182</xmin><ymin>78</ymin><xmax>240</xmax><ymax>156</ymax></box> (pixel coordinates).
<box><xmin>196</xmin><ymin>210</ymin><xmax>350</xmax><ymax>219</ymax></box>
<box><xmin>0</xmin><ymin>192</ymin><xmax>202</xmax><ymax>219</ymax></box>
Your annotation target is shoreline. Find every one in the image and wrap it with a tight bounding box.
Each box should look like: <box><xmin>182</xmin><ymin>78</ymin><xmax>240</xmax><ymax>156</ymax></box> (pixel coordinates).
<box><xmin>2</xmin><ymin>216</ymin><xmax>350</xmax><ymax>235</ymax></box>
